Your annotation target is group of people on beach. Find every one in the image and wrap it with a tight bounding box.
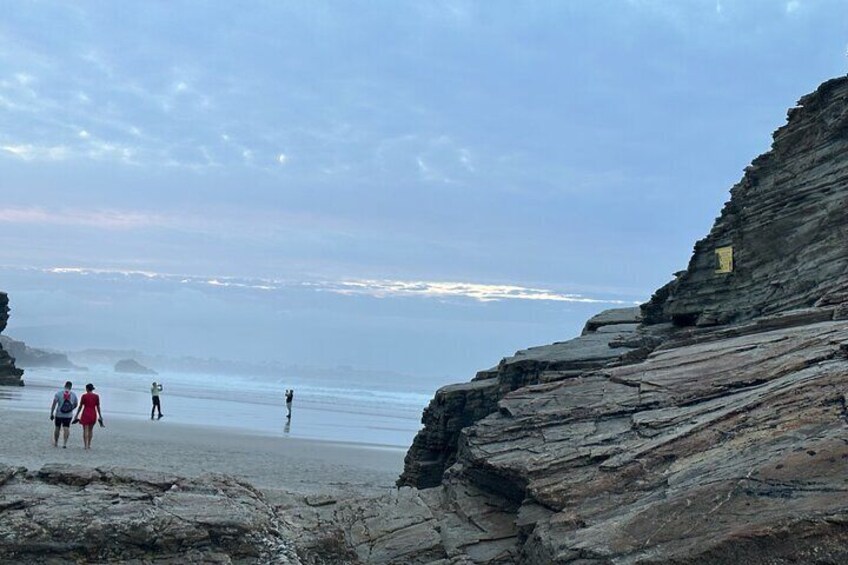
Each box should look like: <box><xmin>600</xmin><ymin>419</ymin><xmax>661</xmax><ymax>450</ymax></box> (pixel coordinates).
<box><xmin>49</xmin><ymin>380</ymin><xmax>163</xmax><ymax>449</ymax></box>
<box><xmin>49</xmin><ymin>380</ymin><xmax>296</xmax><ymax>448</ymax></box>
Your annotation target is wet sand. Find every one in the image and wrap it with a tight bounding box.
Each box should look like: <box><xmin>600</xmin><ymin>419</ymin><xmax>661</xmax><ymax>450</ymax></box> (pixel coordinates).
<box><xmin>1</xmin><ymin>407</ymin><xmax>406</xmax><ymax>497</ymax></box>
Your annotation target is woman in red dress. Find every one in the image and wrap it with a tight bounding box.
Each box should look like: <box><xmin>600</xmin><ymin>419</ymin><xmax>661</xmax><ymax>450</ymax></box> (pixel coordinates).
<box><xmin>73</xmin><ymin>383</ymin><xmax>103</xmax><ymax>449</ymax></box>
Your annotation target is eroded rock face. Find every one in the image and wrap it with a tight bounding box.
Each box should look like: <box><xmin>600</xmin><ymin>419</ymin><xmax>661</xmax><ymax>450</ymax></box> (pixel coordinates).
<box><xmin>384</xmin><ymin>76</ymin><xmax>848</xmax><ymax>563</ymax></box>
<box><xmin>0</xmin><ymin>292</ymin><xmax>24</xmax><ymax>386</ymax></box>
<box><xmin>643</xmin><ymin>76</ymin><xmax>848</xmax><ymax>327</ymax></box>
<box><xmin>398</xmin><ymin>307</ymin><xmax>645</xmax><ymax>489</ymax></box>
<box><xmin>465</xmin><ymin>312</ymin><xmax>848</xmax><ymax>563</ymax></box>
<box><xmin>0</xmin><ymin>464</ymin><xmax>300</xmax><ymax>564</ymax></box>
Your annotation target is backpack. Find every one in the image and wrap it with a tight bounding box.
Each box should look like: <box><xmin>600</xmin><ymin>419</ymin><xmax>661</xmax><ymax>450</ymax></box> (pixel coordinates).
<box><xmin>60</xmin><ymin>391</ymin><xmax>73</xmax><ymax>413</ymax></box>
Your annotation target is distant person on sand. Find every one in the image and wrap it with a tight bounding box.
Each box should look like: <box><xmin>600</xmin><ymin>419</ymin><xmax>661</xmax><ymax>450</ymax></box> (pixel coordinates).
<box><xmin>73</xmin><ymin>383</ymin><xmax>103</xmax><ymax>450</ymax></box>
<box><xmin>49</xmin><ymin>380</ymin><xmax>78</xmax><ymax>448</ymax></box>
<box><xmin>285</xmin><ymin>389</ymin><xmax>294</xmax><ymax>419</ymax></box>
<box><xmin>151</xmin><ymin>381</ymin><xmax>163</xmax><ymax>420</ymax></box>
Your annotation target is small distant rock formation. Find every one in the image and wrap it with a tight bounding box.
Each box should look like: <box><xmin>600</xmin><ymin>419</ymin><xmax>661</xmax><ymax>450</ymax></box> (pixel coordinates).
<box><xmin>114</xmin><ymin>358</ymin><xmax>157</xmax><ymax>375</ymax></box>
<box><xmin>0</xmin><ymin>336</ymin><xmax>85</xmax><ymax>370</ymax></box>
<box><xmin>0</xmin><ymin>293</ymin><xmax>24</xmax><ymax>386</ymax></box>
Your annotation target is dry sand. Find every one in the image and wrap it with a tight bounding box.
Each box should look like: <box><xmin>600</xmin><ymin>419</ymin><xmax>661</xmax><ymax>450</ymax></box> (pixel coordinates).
<box><xmin>1</xmin><ymin>408</ymin><xmax>406</xmax><ymax>497</ymax></box>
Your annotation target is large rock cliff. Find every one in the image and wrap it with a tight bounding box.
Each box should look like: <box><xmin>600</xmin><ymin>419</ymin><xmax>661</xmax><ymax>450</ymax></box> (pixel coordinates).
<box><xmin>356</xmin><ymin>75</ymin><xmax>848</xmax><ymax>563</ymax></box>
<box><xmin>0</xmin><ymin>292</ymin><xmax>24</xmax><ymax>386</ymax></box>
<box><xmin>642</xmin><ymin>76</ymin><xmax>848</xmax><ymax>327</ymax></box>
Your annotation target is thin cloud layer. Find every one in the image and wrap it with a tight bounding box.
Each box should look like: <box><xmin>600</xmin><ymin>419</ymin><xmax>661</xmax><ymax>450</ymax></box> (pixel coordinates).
<box><xmin>28</xmin><ymin>266</ymin><xmax>638</xmax><ymax>305</ymax></box>
<box><xmin>317</xmin><ymin>279</ymin><xmax>638</xmax><ymax>305</ymax></box>
<box><xmin>0</xmin><ymin>207</ymin><xmax>167</xmax><ymax>229</ymax></box>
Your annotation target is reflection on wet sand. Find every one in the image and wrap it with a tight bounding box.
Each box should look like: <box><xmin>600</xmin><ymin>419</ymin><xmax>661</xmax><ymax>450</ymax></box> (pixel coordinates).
<box><xmin>0</xmin><ymin>389</ymin><xmax>22</xmax><ymax>401</ymax></box>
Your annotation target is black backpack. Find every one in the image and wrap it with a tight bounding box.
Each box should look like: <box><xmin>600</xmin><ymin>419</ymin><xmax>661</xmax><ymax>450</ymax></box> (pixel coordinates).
<box><xmin>60</xmin><ymin>391</ymin><xmax>73</xmax><ymax>413</ymax></box>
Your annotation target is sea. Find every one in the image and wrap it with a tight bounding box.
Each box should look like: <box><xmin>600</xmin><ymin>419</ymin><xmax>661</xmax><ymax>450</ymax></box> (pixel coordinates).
<box><xmin>1</xmin><ymin>366</ymin><xmax>434</xmax><ymax>449</ymax></box>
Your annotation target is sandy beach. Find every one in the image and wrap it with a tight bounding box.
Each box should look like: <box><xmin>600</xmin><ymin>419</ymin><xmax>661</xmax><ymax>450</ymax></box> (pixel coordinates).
<box><xmin>1</xmin><ymin>407</ymin><xmax>406</xmax><ymax>497</ymax></box>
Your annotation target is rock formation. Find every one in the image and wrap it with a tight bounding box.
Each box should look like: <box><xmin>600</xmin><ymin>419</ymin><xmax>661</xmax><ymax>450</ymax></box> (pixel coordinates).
<box><xmin>398</xmin><ymin>306</ymin><xmax>650</xmax><ymax>489</ymax></box>
<box><xmin>114</xmin><ymin>358</ymin><xmax>157</xmax><ymax>375</ymax></box>
<box><xmin>0</xmin><ymin>292</ymin><xmax>24</xmax><ymax>386</ymax></box>
<box><xmin>0</xmin><ymin>464</ymin><xmax>299</xmax><ymax>564</ymax></box>
<box><xmin>0</xmin><ymin>335</ymin><xmax>84</xmax><ymax>370</ymax></box>
<box><xmin>643</xmin><ymin>76</ymin><xmax>848</xmax><ymax>327</ymax></box>
<box><xmin>372</xmin><ymin>76</ymin><xmax>848</xmax><ymax>563</ymax></box>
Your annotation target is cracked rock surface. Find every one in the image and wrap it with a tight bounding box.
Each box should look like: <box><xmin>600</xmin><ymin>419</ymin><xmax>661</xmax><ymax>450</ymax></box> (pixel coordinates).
<box><xmin>0</xmin><ymin>465</ymin><xmax>301</xmax><ymax>564</ymax></box>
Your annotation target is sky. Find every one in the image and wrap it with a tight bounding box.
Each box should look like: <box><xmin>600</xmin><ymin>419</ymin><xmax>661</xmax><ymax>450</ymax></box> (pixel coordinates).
<box><xmin>1</xmin><ymin>0</ymin><xmax>846</xmax><ymax>383</ymax></box>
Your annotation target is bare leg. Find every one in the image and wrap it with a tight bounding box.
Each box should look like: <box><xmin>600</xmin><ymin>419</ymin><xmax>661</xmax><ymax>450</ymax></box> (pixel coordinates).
<box><xmin>62</xmin><ymin>426</ymin><xmax>70</xmax><ymax>447</ymax></box>
<box><xmin>52</xmin><ymin>426</ymin><xmax>59</xmax><ymax>447</ymax></box>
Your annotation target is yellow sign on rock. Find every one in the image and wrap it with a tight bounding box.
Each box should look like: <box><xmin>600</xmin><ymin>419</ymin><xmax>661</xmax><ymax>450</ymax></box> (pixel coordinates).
<box><xmin>715</xmin><ymin>246</ymin><xmax>734</xmax><ymax>273</ymax></box>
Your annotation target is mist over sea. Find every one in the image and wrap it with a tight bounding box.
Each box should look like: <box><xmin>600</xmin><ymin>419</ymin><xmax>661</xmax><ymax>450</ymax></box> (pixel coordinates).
<box><xmin>5</xmin><ymin>367</ymin><xmax>433</xmax><ymax>448</ymax></box>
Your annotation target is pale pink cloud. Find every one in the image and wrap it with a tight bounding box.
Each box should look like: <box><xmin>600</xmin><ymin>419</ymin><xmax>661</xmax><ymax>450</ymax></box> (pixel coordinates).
<box><xmin>0</xmin><ymin>206</ymin><xmax>168</xmax><ymax>230</ymax></box>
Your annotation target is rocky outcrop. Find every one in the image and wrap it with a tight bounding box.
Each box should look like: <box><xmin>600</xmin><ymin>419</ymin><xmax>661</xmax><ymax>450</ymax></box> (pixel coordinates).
<box><xmin>0</xmin><ymin>293</ymin><xmax>24</xmax><ymax>386</ymax></box>
<box><xmin>382</xmin><ymin>76</ymin><xmax>848</xmax><ymax>562</ymax></box>
<box><xmin>643</xmin><ymin>77</ymin><xmax>848</xmax><ymax>327</ymax></box>
<box><xmin>398</xmin><ymin>307</ymin><xmax>649</xmax><ymax>489</ymax></box>
<box><xmin>0</xmin><ymin>464</ymin><xmax>300</xmax><ymax>564</ymax></box>
<box><xmin>462</xmin><ymin>310</ymin><xmax>848</xmax><ymax>563</ymax></box>
<box><xmin>0</xmin><ymin>336</ymin><xmax>84</xmax><ymax>370</ymax></box>
<box><xmin>114</xmin><ymin>358</ymin><xmax>157</xmax><ymax>375</ymax></box>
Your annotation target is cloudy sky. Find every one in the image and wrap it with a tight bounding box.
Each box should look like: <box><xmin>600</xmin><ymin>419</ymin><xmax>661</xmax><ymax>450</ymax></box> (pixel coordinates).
<box><xmin>1</xmin><ymin>1</ymin><xmax>845</xmax><ymax>381</ymax></box>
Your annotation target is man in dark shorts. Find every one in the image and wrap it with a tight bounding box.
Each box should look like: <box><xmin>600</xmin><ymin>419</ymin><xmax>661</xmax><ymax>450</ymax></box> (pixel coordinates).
<box><xmin>50</xmin><ymin>381</ymin><xmax>78</xmax><ymax>448</ymax></box>
<box><xmin>151</xmin><ymin>381</ymin><xmax>163</xmax><ymax>420</ymax></box>
<box><xmin>285</xmin><ymin>389</ymin><xmax>293</xmax><ymax>419</ymax></box>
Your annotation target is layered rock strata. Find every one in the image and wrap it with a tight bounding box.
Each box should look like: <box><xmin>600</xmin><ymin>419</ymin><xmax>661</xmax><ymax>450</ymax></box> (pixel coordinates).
<box><xmin>379</xmin><ymin>76</ymin><xmax>848</xmax><ymax>562</ymax></box>
<box><xmin>398</xmin><ymin>306</ymin><xmax>649</xmax><ymax>489</ymax></box>
<box><xmin>0</xmin><ymin>292</ymin><xmax>24</xmax><ymax>386</ymax></box>
<box><xmin>643</xmin><ymin>77</ymin><xmax>848</xmax><ymax>327</ymax></box>
<box><xmin>0</xmin><ymin>464</ymin><xmax>300</xmax><ymax>564</ymax></box>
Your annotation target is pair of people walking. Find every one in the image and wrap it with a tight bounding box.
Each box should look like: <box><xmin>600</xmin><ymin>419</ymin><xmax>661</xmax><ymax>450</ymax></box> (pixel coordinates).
<box><xmin>49</xmin><ymin>381</ymin><xmax>103</xmax><ymax>449</ymax></box>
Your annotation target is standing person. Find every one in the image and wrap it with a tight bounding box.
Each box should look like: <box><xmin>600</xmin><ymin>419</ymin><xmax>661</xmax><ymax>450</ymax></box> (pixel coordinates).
<box><xmin>73</xmin><ymin>383</ymin><xmax>103</xmax><ymax>450</ymax></box>
<box><xmin>285</xmin><ymin>389</ymin><xmax>294</xmax><ymax>419</ymax></box>
<box><xmin>49</xmin><ymin>381</ymin><xmax>78</xmax><ymax>448</ymax></box>
<box><xmin>150</xmin><ymin>381</ymin><xmax>163</xmax><ymax>420</ymax></box>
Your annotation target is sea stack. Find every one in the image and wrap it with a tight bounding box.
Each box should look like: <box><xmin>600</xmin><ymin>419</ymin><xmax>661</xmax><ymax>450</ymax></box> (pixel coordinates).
<box><xmin>114</xmin><ymin>358</ymin><xmax>157</xmax><ymax>375</ymax></box>
<box><xmin>0</xmin><ymin>292</ymin><xmax>24</xmax><ymax>386</ymax></box>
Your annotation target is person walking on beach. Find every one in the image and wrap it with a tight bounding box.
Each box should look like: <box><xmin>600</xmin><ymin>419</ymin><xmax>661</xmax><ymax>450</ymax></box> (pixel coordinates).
<box><xmin>49</xmin><ymin>381</ymin><xmax>78</xmax><ymax>448</ymax></box>
<box><xmin>285</xmin><ymin>389</ymin><xmax>294</xmax><ymax>419</ymax></box>
<box><xmin>73</xmin><ymin>383</ymin><xmax>103</xmax><ymax>450</ymax></box>
<box><xmin>151</xmin><ymin>381</ymin><xmax>163</xmax><ymax>420</ymax></box>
